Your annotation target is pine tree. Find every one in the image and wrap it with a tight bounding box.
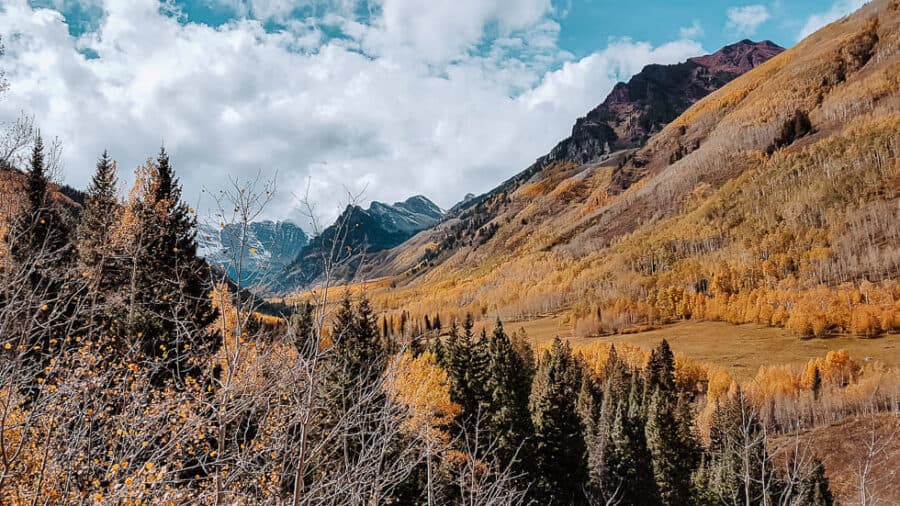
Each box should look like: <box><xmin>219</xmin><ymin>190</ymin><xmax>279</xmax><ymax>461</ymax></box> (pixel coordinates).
<box><xmin>485</xmin><ymin>319</ymin><xmax>534</xmax><ymax>474</ymax></box>
<box><xmin>118</xmin><ymin>148</ymin><xmax>219</xmax><ymax>386</ymax></box>
<box><xmin>642</xmin><ymin>340</ymin><xmax>699</xmax><ymax>505</ymax></box>
<box><xmin>707</xmin><ymin>388</ymin><xmax>774</xmax><ymax>505</ymax></box>
<box><xmin>6</xmin><ymin>133</ymin><xmax>75</xmax><ymax>398</ymax></box>
<box><xmin>599</xmin><ymin>384</ymin><xmax>660</xmax><ymax>506</ymax></box>
<box><xmin>645</xmin><ymin>339</ymin><xmax>676</xmax><ymax>394</ymax></box>
<box><xmin>322</xmin><ymin>293</ymin><xmax>388</xmax><ymax>477</ymax></box>
<box><xmin>76</xmin><ymin>151</ymin><xmax>120</xmax><ymax>293</ymax></box>
<box><xmin>289</xmin><ymin>301</ymin><xmax>316</xmax><ymax>357</ymax></box>
<box><xmin>796</xmin><ymin>458</ymin><xmax>834</xmax><ymax>506</ymax></box>
<box><xmin>645</xmin><ymin>388</ymin><xmax>698</xmax><ymax>505</ymax></box>
<box><xmin>443</xmin><ymin>314</ymin><xmax>490</xmax><ymax>427</ymax></box>
<box><xmin>529</xmin><ymin>337</ymin><xmax>588</xmax><ymax>504</ymax></box>
<box><xmin>577</xmin><ymin>369</ymin><xmax>605</xmax><ymax>499</ymax></box>
<box><xmin>10</xmin><ymin>134</ymin><xmax>72</xmax><ymax>276</ymax></box>
<box><xmin>812</xmin><ymin>366</ymin><xmax>822</xmax><ymax>401</ymax></box>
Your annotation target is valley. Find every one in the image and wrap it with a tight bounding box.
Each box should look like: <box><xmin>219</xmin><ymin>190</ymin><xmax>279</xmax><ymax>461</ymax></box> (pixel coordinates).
<box><xmin>483</xmin><ymin>317</ymin><xmax>900</xmax><ymax>381</ymax></box>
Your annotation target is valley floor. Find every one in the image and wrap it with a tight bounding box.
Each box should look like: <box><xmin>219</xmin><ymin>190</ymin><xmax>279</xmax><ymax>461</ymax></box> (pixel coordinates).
<box><xmin>500</xmin><ymin>318</ymin><xmax>900</xmax><ymax>381</ymax></box>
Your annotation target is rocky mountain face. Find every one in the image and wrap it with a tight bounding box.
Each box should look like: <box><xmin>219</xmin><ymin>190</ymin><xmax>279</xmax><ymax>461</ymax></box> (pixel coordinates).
<box><xmin>285</xmin><ymin>196</ymin><xmax>443</xmax><ymax>287</ymax></box>
<box><xmin>543</xmin><ymin>39</ymin><xmax>784</xmax><ymax>167</ymax></box>
<box><xmin>198</xmin><ymin>220</ymin><xmax>308</xmax><ymax>287</ymax></box>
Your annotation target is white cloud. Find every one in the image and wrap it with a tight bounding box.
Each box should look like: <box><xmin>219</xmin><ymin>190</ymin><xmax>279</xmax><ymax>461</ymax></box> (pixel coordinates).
<box><xmin>522</xmin><ymin>39</ymin><xmax>703</xmax><ymax>115</ymax></box>
<box><xmin>0</xmin><ymin>0</ymin><xmax>707</xmax><ymax>228</ymax></box>
<box><xmin>725</xmin><ymin>5</ymin><xmax>770</xmax><ymax>36</ymax></box>
<box><xmin>798</xmin><ymin>0</ymin><xmax>868</xmax><ymax>40</ymax></box>
<box><xmin>679</xmin><ymin>20</ymin><xmax>703</xmax><ymax>39</ymax></box>
<box><xmin>362</xmin><ymin>0</ymin><xmax>553</xmax><ymax>64</ymax></box>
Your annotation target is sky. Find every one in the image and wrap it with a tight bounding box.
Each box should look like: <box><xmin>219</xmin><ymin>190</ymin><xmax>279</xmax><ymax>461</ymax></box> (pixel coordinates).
<box><xmin>0</xmin><ymin>0</ymin><xmax>868</xmax><ymax>228</ymax></box>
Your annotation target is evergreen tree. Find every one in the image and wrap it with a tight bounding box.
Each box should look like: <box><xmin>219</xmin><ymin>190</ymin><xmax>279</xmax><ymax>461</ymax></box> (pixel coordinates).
<box><xmin>485</xmin><ymin>319</ymin><xmax>534</xmax><ymax>474</ymax></box>
<box><xmin>645</xmin><ymin>339</ymin><xmax>676</xmax><ymax>394</ymax></box>
<box><xmin>119</xmin><ymin>148</ymin><xmax>219</xmax><ymax>386</ymax></box>
<box><xmin>289</xmin><ymin>301</ymin><xmax>316</xmax><ymax>357</ymax></box>
<box><xmin>577</xmin><ymin>369</ymin><xmax>605</xmax><ymax>499</ymax></box>
<box><xmin>510</xmin><ymin>327</ymin><xmax>535</xmax><ymax>375</ymax></box>
<box><xmin>796</xmin><ymin>458</ymin><xmax>834</xmax><ymax>506</ymax></box>
<box><xmin>645</xmin><ymin>388</ymin><xmax>699</xmax><ymax>505</ymax></box>
<box><xmin>643</xmin><ymin>340</ymin><xmax>699</xmax><ymax>505</ymax></box>
<box><xmin>5</xmin><ymin>134</ymin><xmax>76</xmax><ymax>400</ymax></box>
<box><xmin>443</xmin><ymin>314</ymin><xmax>490</xmax><ymax>427</ymax></box>
<box><xmin>812</xmin><ymin>366</ymin><xmax>822</xmax><ymax>401</ymax></box>
<box><xmin>10</xmin><ymin>134</ymin><xmax>73</xmax><ymax>276</ymax></box>
<box><xmin>529</xmin><ymin>337</ymin><xmax>587</xmax><ymax>504</ymax></box>
<box><xmin>323</xmin><ymin>293</ymin><xmax>387</xmax><ymax>474</ymax></box>
<box><xmin>76</xmin><ymin>151</ymin><xmax>121</xmax><ymax>298</ymax></box>
<box><xmin>706</xmin><ymin>389</ymin><xmax>774</xmax><ymax>505</ymax></box>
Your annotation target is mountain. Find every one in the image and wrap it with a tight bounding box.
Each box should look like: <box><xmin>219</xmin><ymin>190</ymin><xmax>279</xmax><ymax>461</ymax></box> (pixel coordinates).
<box><xmin>285</xmin><ymin>195</ymin><xmax>443</xmax><ymax>287</ymax></box>
<box><xmin>344</xmin><ymin>0</ymin><xmax>899</xmax><ymax>337</ymax></box>
<box><xmin>357</xmin><ymin>39</ymin><xmax>786</xmax><ymax>280</ymax></box>
<box><xmin>544</xmin><ymin>39</ymin><xmax>784</xmax><ymax>167</ymax></box>
<box><xmin>198</xmin><ymin>220</ymin><xmax>308</xmax><ymax>287</ymax></box>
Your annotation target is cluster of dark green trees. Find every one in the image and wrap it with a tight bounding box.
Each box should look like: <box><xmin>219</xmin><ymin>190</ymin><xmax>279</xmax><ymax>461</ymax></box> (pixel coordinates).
<box><xmin>4</xmin><ymin>139</ymin><xmax>220</xmax><ymax>393</ymax></box>
<box><xmin>430</xmin><ymin>316</ymin><xmax>835</xmax><ymax>505</ymax></box>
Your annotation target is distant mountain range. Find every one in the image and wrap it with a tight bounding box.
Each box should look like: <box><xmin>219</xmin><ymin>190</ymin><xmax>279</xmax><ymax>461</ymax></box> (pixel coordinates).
<box><xmin>197</xmin><ymin>220</ymin><xmax>308</xmax><ymax>287</ymax></box>
<box><xmin>284</xmin><ymin>195</ymin><xmax>443</xmax><ymax>287</ymax></box>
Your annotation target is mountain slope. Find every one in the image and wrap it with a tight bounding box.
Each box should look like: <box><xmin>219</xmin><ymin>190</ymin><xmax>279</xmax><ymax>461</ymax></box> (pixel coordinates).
<box><xmin>344</xmin><ymin>0</ymin><xmax>899</xmax><ymax>336</ymax></box>
<box><xmin>358</xmin><ymin>39</ymin><xmax>785</xmax><ymax>281</ymax></box>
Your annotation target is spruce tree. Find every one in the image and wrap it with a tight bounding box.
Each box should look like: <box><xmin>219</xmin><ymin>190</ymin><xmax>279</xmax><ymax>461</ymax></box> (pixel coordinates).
<box><xmin>6</xmin><ymin>133</ymin><xmax>75</xmax><ymax>399</ymax></box>
<box><xmin>322</xmin><ymin>293</ymin><xmax>388</xmax><ymax>479</ymax></box>
<box><xmin>796</xmin><ymin>458</ymin><xmax>834</xmax><ymax>506</ymax></box>
<box><xmin>120</xmin><ymin>148</ymin><xmax>219</xmax><ymax>386</ymax></box>
<box><xmin>529</xmin><ymin>337</ymin><xmax>588</xmax><ymax>504</ymax></box>
<box><xmin>10</xmin><ymin>134</ymin><xmax>72</xmax><ymax>276</ymax></box>
<box><xmin>443</xmin><ymin>314</ymin><xmax>490</xmax><ymax>427</ymax></box>
<box><xmin>812</xmin><ymin>366</ymin><xmax>822</xmax><ymax>401</ymax></box>
<box><xmin>577</xmin><ymin>369</ymin><xmax>605</xmax><ymax>499</ymax></box>
<box><xmin>645</xmin><ymin>388</ymin><xmax>698</xmax><ymax>505</ymax></box>
<box><xmin>645</xmin><ymin>339</ymin><xmax>676</xmax><ymax>393</ymax></box>
<box><xmin>76</xmin><ymin>151</ymin><xmax>120</xmax><ymax>293</ymax></box>
<box><xmin>289</xmin><ymin>301</ymin><xmax>316</xmax><ymax>357</ymax></box>
<box><xmin>485</xmin><ymin>319</ymin><xmax>534</xmax><ymax>474</ymax></box>
<box><xmin>643</xmin><ymin>340</ymin><xmax>699</xmax><ymax>505</ymax></box>
<box><xmin>707</xmin><ymin>389</ymin><xmax>774</xmax><ymax>505</ymax></box>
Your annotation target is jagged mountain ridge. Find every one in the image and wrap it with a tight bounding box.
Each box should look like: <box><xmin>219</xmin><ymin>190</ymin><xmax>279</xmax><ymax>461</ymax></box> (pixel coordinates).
<box><xmin>285</xmin><ymin>195</ymin><xmax>443</xmax><ymax>287</ymax></box>
<box><xmin>552</xmin><ymin>39</ymin><xmax>784</xmax><ymax>165</ymax></box>
<box><xmin>198</xmin><ymin>220</ymin><xmax>308</xmax><ymax>286</ymax></box>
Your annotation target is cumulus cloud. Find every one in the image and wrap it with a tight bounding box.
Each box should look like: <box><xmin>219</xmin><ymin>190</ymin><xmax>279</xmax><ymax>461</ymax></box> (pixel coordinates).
<box><xmin>679</xmin><ymin>20</ymin><xmax>704</xmax><ymax>39</ymax></box>
<box><xmin>725</xmin><ymin>5</ymin><xmax>770</xmax><ymax>36</ymax></box>
<box><xmin>0</xmin><ymin>0</ymin><xmax>706</xmax><ymax>227</ymax></box>
<box><xmin>798</xmin><ymin>0</ymin><xmax>868</xmax><ymax>40</ymax></box>
<box><xmin>522</xmin><ymin>39</ymin><xmax>704</xmax><ymax>114</ymax></box>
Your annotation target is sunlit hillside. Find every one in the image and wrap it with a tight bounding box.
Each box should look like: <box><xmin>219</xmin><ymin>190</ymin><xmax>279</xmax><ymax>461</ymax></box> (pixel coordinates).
<box><xmin>336</xmin><ymin>0</ymin><xmax>899</xmax><ymax>342</ymax></box>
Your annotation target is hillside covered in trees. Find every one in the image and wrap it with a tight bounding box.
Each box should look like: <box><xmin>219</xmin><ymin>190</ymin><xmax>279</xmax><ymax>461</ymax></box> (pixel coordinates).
<box><xmin>338</xmin><ymin>0</ymin><xmax>900</xmax><ymax>344</ymax></box>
